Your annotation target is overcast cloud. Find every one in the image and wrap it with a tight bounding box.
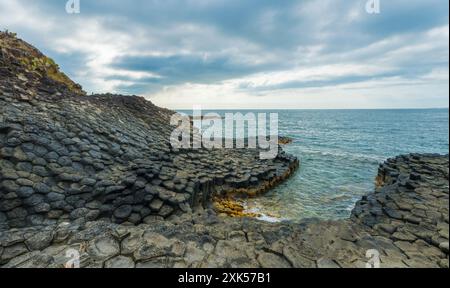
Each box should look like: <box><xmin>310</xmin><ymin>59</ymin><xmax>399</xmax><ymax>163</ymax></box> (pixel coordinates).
<box><xmin>0</xmin><ymin>0</ymin><xmax>448</xmax><ymax>109</ymax></box>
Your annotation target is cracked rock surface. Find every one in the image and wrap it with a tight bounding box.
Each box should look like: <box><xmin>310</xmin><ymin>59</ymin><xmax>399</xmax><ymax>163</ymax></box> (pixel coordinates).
<box><xmin>1</xmin><ymin>32</ymin><xmax>298</xmax><ymax>229</ymax></box>
<box><xmin>1</xmin><ymin>154</ymin><xmax>448</xmax><ymax>268</ymax></box>
<box><xmin>1</xmin><ymin>32</ymin><xmax>448</xmax><ymax>268</ymax></box>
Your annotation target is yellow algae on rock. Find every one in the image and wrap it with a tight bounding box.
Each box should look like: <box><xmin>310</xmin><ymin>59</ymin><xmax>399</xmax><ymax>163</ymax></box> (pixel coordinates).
<box><xmin>212</xmin><ymin>159</ymin><xmax>299</xmax><ymax>218</ymax></box>
<box><xmin>213</xmin><ymin>197</ymin><xmax>261</xmax><ymax>218</ymax></box>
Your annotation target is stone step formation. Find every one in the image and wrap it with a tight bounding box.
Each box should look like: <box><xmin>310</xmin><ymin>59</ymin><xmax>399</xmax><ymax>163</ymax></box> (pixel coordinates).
<box><xmin>0</xmin><ymin>32</ymin><xmax>448</xmax><ymax>268</ymax></box>
<box><xmin>0</xmin><ymin>154</ymin><xmax>448</xmax><ymax>268</ymax></box>
<box><xmin>0</xmin><ymin>31</ymin><xmax>299</xmax><ymax>229</ymax></box>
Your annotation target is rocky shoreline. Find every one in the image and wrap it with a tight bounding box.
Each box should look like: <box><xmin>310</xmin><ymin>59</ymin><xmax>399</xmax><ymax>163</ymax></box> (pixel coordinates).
<box><xmin>0</xmin><ymin>32</ymin><xmax>299</xmax><ymax>229</ymax></box>
<box><xmin>1</xmin><ymin>32</ymin><xmax>449</xmax><ymax>268</ymax></box>
<box><xmin>0</xmin><ymin>154</ymin><xmax>448</xmax><ymax>268</ymax></box>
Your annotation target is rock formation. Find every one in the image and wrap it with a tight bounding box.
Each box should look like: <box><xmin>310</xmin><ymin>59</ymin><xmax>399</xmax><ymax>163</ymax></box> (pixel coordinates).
<box><xmin>0</xmin><ymin>31</ymin><xmax>298</xmax><ymax>229</ymax></box>
<box><xmin>0</xmin><ymin>32</ymin><xmax>448</xmax><ymax>268</ymax></box>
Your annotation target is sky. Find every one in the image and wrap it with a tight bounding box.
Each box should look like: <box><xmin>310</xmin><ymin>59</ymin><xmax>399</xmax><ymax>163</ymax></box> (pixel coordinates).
<box><xmin>0</xmin><ymin>0</ymin><xmax>448</xmax><ymax>109</ymax></box>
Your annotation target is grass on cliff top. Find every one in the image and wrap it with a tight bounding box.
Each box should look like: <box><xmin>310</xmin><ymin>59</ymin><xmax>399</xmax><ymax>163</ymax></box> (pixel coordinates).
<box><xmin>1</xmin><ymin>31</ymin><xmax>84</xmax><ymax>95</ymax></box>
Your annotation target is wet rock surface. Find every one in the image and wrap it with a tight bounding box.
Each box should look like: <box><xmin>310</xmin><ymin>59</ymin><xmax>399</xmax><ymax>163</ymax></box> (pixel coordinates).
<box><xmin>1</xmin><ymin>32</ymin><xmax>448</xmax><ymax>268</ymax></box>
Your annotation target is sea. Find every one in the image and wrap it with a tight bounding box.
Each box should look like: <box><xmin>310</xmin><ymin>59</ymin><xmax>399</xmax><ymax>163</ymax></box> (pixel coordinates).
<box><xmin>178</xmin><ymin>109</ymin><xmax>449</xmax><ymax>222</ymax></box>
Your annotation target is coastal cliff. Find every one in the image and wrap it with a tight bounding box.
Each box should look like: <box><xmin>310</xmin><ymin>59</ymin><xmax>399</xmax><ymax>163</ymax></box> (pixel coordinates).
<box><xmin>0</xmin><ymin>32</ymin><xmax>448</xmax><ymax>268</ymax></box>
<box><xmin>0</xmin><ymin>31</ymin><xmax>298</xmax><ymax>229</ymax></box>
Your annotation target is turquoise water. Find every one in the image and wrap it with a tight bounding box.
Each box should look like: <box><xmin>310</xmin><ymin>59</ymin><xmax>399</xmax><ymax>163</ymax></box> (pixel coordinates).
<box><xmin>179</xmin><ymin>109</ymin><xmax>449</xmax><ymax>221</ymax></box>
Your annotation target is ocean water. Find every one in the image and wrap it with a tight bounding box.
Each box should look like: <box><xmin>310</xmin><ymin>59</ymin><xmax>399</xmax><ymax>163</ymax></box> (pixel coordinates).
<box><xmin>179</xmin><ymin>109</ymin><xmax>449</xmax><ymax>221</ymax></box>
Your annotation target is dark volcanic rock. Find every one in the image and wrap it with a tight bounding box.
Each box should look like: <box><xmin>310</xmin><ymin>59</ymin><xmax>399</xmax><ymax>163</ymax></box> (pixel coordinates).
<box><xmin>1</xmin><ymin>32</ymin><xmax>448</xmax><ymax>269</ymax></box>
<box><xmin>0</xmin><ymin>32</ymin><xmax>298</xmax><ymax>228</ymax></box>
